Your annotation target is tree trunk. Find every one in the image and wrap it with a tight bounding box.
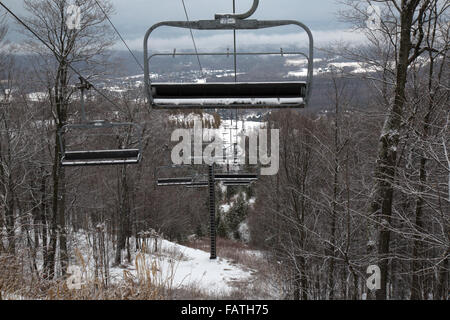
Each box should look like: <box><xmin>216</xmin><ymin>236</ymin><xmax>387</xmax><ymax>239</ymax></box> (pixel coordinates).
<box><xmin>328</xmin><ymin>141</ymin><xmax>339</xmax><ymax>299</ymax></box>
<box><xmin>371</xmin><ymin>2</ymin><xmax>418</xmax><ymax>300</ymax></box>
<box><xmin>40</xmin><ymin>171</ymin><xmax>50</xmax><ymax>278</ymax></box>
<box><xmin>49</xmin><ymin>63</ymin><xmax>69</xmax><ymax>278</ymax></box>
<box><xmin>5</xmin><ymin>171</ymin><xmax>15</xmax><ymax>254</ymax></box>
<box><xmin>48</xmin><ymin>138</ymin><xmax>60</xmax><ymax>278</ymax></box>
<box><xmin>59</xmin><ymin>166</ymin><xmax>68</xmax><ymax>276</ymax></box>
<box><xmin>115</xmin><ymin>166</ymin><xmax>129</xmax><ymax>266</ymax></box>
<box><xmin>410</xmin><ymin>159</ymin><xmax>426</xmax><ymax>299</ymax></box>
<box><xmin>436</xmin><ymin>248</ymin><xmax>449</xmax><ymax>300</ymax></box>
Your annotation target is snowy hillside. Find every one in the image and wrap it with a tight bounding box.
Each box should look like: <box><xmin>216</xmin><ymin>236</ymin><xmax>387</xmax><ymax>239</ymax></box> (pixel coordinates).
<box><xmin>109</xmin><ymin>239</ymin><xmax>255</xmax><ymax>296</ymax></box>
<box><xmin>66</xmin><ymin>231</ymin><xmax>268</xmax><ymax>299</ymax></box>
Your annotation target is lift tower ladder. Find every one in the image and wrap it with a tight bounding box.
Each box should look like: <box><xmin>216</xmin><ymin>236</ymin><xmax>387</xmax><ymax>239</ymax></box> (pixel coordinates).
<box><xmin>208</xmin><ymin>165</ymin><xmax>217</xmax><ymax>260</ymax></box>
<box><xmin>155</xmin><ymin>165</ymin><xmax>257</xmax><ymax>260</ymax></box>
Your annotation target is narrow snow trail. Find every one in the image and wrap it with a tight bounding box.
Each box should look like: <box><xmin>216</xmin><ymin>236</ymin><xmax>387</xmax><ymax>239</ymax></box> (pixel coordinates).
<box><xmin>107</xmin><ymin>239</ymin><xmax>254</xmax><ymax>295</ymax></box>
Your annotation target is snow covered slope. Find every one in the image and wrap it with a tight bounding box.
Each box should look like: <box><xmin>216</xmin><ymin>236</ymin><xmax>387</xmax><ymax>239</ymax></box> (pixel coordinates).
<box><xmin>109</xmin><ymin>239</ymin><xmax>254</xmax><ymax>296</ymax></box>
<box><xmin>70</xmin><ymin>231</ymin><xmax>255</xmax><ymax>297</ymax></box>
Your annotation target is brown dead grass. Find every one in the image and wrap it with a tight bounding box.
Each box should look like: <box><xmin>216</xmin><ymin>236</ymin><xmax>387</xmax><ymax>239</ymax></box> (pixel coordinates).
<box><xmin>183</xmin><ymin>237</ymin><xmax>265</xmax><ymax>271</ymax></box>
<box><xmin>0</xmin><ymin>247</ymin><xmax>167</xmax><ymax>300</ymax></box>
<box><xmin>1</xmin><ymin>238</ymin><xmax>278</xmax><ymax>300</ymax></box>
<box><xmin>181</xmin><ymin>237</ymin><xmax>279</xmax><ymax>299</ymax></box>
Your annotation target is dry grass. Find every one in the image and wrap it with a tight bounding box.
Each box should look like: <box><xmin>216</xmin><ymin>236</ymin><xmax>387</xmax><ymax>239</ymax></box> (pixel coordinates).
<box><xmin>0</xmin><ymin>244</ymin><xmax>172</xmax><ymax>300</ymax></box>
<box><xmin>182</xmin><ymin>237</ymin><xmax>279</xmax><ymax>300</ymax></box>
<box><xmin>183</xmin><ymin>237</ymin><xmax>265</xmax><ymax>271</ymax></box>
<box><xmin>1</xmin><ymin>237</ymin><xmax>279</xmax><ymax>300</ymax></box>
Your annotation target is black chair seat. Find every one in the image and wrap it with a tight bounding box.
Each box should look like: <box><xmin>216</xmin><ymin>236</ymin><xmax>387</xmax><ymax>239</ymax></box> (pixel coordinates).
<box><xmin>151</xmin><ymin>82</ymin><xmax>306</xmax><ymax>99</ymax></box>
<box><xmin>157</xmin><ymin>178</ymin><xmax>194</xmax><ymax>186</ymax></box>
<box><xmin>223</xmin><ymin>181</ymin><xmax>254</xmax><ymax>186</ymax></box>
<box><xmin>61</xmin><ymin>149</ymin><xmax>140</xmax><ymax>166</ymax></box>
<box><xmin>185</xmin><ymin>182</ymin><xmax>210</xmax><ymax>188</ymax></box>
<box><xmin>62</xmin><ymin>159</ymin><xmax>140</xmax><ymax>166</ymax></box>
<box><xmin>64</xmin><ymin>149</ymin><xmax>140</xmax><ymax>161</ymax></box>
<box><xmin>215</xmin><ymin>174</ymin><xmax>258</xmax><ymax>181</ymax></box>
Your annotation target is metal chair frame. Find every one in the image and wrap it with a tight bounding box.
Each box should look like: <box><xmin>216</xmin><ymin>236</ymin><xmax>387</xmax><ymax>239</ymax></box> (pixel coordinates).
<box><xmin>143</xmin><ymin>0</ymin><xmax>313</xmax><ymax>110</ymax></box>
<box><xmin>59</xmin><ymin>78</ymin><xmax>143</xmax><ymax>167</ymax></box>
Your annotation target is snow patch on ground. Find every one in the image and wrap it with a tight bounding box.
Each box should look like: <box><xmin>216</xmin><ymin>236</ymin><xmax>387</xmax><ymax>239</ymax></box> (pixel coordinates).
<box><xmin>27</xmin><ymin>92</ymin><xmax>48</xmax><ymax>102</ymax></box>
<box><xmin>70</xmin><ymin>232</ymin><xmax>254</xmax><ymax>296</ymax></box>
<box><xmin>221</xmin><ymin>203</ymin><xmax>232</xmax><ymax>213</ymax></box>
<box><xmin>169</xmin><ymin>112</ymin><xmax>216</xmax><ymax>125</ymax></box>
<box><xmin>238</xmin><ymin>222</ymin><xmax>250</xmax><ymax>243</ymax></box>
<box><xmin>285</xmin><ymin>58</ymin><xmax>323</xmax><ymax>67</ymax></box>
<box><xmin>110</xmin><ymin>239</ymin><xmax>254</xmax><ymax>295</ymax></box>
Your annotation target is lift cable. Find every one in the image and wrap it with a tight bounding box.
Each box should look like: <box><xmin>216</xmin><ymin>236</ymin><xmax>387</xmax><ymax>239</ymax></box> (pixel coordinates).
<box><xmin>181</xmin><ymin>0</ymin><xmax>204</xmax><ymax>76</ymax></box>
<box><xmin>93</xmin><ymin>0</ymin><xmax>144</xmax><ymax>72</ymax></box>
<box><xmin>233</xmin><ymin>0</ymin><xmax>237</xmax><ymax>83</ymax></box>
<box><xmin>0</xmin><ymin>2</ymin><xmax>123</xmax><ymax>112</ymax></box>
<box><xmin>233</xmin><ymin>0</ymin><xmax>239</xmax><ymax>166</ymax></box>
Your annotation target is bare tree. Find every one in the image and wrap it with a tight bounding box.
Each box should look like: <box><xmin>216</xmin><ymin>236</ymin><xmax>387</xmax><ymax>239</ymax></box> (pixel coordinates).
<box><xmin>0</xmin><ymin>16</ymin><xmax>12</xmax><ymax>254</ymax></box>
<box><xmin>21</xmin><ymin>0</ymin><xmax>116</xmax><ymax>278</ymax></box>
<box><xmin>338</xmin><ymin>0</ymin><xmax>449</xmax><ymax>300</ymax></box>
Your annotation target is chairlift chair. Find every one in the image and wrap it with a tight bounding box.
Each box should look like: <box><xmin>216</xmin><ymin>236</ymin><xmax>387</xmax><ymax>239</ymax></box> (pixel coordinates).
<box><xmin>185</xmin><ymin>181</ymin><xmax>209</xmax><ymax>188</ymax></box>
<box><xmin>144</xmin><ymin>0</ymin><xmax>314</xmax><ymax>110</ymax></box>
<box><xmin>216</xmin><ymin>170</ymin><xmax>258</xmax><ymax>187</ymax></box>
<box><xmin>155</xmin><ymin>164</ymin><xmax>258</xmax><ymax>187</ymax></box>
<box><xmin>214</xmin><ymin>173</ymin><xmax>258</xmax><ymax>181</ymax></box>
<box><xmin>60</xmin><ymin>121</ymin><xmax>143</xmax><ymax>167</ymax></box>
<box><xmin>59</xmin><ymin>79</ymin><xmax>143</xmax><ymax>167</ymax></box>
<box><xmin>223</xmin><ymin>181</ymin><xmax>255</xmax><ymax>187</ymax></box>
<box><xmin>155</xmin><ymin>164</ymin><xmax>207</xmax><ymax>187</ymax></box>
<box><xmin>154</xmin><ymin>161</ymin><xmax>257</xmax><ymax>260</ymax></box>
<box><xmin>157</xmin><ymin>177</ymin><xmax>195</xmax><ymax>186</ymax></box>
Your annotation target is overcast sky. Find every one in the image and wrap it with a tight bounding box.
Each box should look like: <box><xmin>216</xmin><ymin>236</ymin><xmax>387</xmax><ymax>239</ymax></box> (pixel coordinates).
<box><xmin>1</xmin><ymin>0</ymin><xmax>364</xmax><ymax>51</ymax></box>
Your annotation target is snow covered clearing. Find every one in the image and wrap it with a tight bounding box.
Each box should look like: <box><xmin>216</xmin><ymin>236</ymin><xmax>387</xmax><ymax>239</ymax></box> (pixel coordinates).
<box><xmin>69</xmin><ymin>231</ymin><xmax>259</xmax><ymax>297</ymax></box>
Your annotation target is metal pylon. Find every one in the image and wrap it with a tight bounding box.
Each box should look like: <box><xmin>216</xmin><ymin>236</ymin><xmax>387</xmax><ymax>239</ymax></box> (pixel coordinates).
<box><xmin>208</xmin><ymin>165</ymin><xmax>217</xmax><ymax>260</ymax></box>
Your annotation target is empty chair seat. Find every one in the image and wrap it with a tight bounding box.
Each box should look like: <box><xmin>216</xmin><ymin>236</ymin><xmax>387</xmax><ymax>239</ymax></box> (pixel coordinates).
<box><xmin>61</xmin><ymin>149</ymin><xmax>141</xmax><ymax>166</ymax></box>
<box><xmin>151</xmin><ymin>82</ymin><xmax>307</xmax><ymax>109</ymax></box>
<box><xmin>185</xmin><ymin>181</ymin><xmax>209</xmax><ymax>188</ymax></box>
<box><xmin>64</xmin><ymin>149</ymin><xmax>140</xmax><ymax>161</ymax></box>
<box><xmin>59</xmin><ymin>121</ymin><xmax>143</xmax><ymax>167</ymax></box>
<box><xmin>215</xmin><ymin>173</ymin><xmax>258</xmax><ymax>181</ymax></box>
<box><xmin>223</xmin><ymin>181</ymin><xmax>254</xmax><ymax>186</ymax></box>
<box><xmin>152</xmin><ymin>82</ymin><xmax>307</xmax><ymax>99</ymax></box>
<box><xmin>157</xmin><ymin>177</ymin><xmax>194</xmax><ymax>186</ymax></box>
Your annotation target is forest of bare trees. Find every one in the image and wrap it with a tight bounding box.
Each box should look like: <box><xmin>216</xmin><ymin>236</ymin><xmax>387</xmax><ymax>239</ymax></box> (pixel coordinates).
<box><xmin>0</xmin><ymin>0</ymin><xmax>448</xmax><ymax>300</ymax></box>
<box><xmin>251</xmin><ymin>0</ymin><xmax>449</xmax><ymax>300</ymax></box>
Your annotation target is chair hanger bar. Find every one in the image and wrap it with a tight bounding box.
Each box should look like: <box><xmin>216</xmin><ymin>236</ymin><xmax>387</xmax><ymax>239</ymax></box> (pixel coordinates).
<box><xmin>215</xmin><ymin>0</ymin><xmax>259</xmax><ymax>20</ymax></box>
